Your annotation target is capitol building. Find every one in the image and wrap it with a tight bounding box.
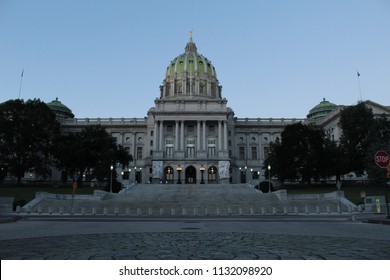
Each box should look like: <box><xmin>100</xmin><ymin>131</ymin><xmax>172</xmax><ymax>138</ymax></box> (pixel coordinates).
<box><xmin>48</xmin><ymin>36</ymin><xmax>390</xmax><ymax>185</ymax></box>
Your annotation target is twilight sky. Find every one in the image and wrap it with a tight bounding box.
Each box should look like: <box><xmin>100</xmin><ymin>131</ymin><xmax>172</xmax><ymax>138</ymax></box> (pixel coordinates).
<box><xmin>1</xmin><ymin>0</ymin><xmax>389</xmax><ymax>119</ymax></box>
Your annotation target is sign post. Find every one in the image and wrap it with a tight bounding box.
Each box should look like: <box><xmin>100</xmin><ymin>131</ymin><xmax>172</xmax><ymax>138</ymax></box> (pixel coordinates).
<box><xmin>375</xmin><ymin>150</ymin><xmax>390</xmax><ymax>219</ymax></box>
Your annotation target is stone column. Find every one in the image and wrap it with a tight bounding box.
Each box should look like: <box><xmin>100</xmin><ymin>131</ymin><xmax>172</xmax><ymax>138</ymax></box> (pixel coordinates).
<box><xmin>202</xmin><ymin>121</ymin><xmax>206</xmax><ymax>150</ymax></box>
<box><xmin>159</xmin><ymin>120</ymin><xmax>164</xmax><ymax>152</ymax></box>
<box><xmin>197</xmin><ymin>121</ymin><xmax>201</xmax><ymax>151</ymax></box>
<box><xmin>218</xmin><ymin>121</ymin><xmax>222</xmax><ymax>152</ymax></box>
<box><xmin>175</xmin><ymin>120</ymin><xmax>179</xmax><ymax>151</ymax></box>
<box><xmin>223</xmin><ymin>121</ymin><xmax>228</xmax><ymax>150</ymax></box>
<box><xmin>154</xmin><ymin>121</ymin><xmax>158</xmax><ymax>150</ymax></box>
<box><xmin>181</xmin><ymin>121</ymin><xmax>185</xmax><ymax>150</ymax></box>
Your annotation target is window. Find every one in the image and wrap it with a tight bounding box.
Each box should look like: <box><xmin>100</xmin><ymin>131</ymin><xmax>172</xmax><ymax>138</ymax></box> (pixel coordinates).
<box><xmin>239</xmin><ymin>147</ymin><xmax>245</xmax><ymax>160</ymax></box>
<box><xmin>251</xmin><ymin>146</ymin><xmax>257</xmax><ymax>160</ymax></box>
<box><xmin>207</xmin><ymin>138</ymin><xmax>216</xmax><ymax>157</ymax></box>
<box><xmin>209</xmin><ymin>125</ymin><xmax>215</xmax><ymax>132</ymax></box>
<box><xmin>186</xmin><ymin>138</ymin><xmax>195</xmax><ymax>158</ymax></box>
<box><xmin>137</xmin><ymin>147</ymin><xmax>143</xmax><ymax>159</ymax></box>
<box><xmin>166</xmin><ymin>147</ymin><xmax>173</xmax><ymax>158</ymax></box>
<box><xmin>150</xmin><ymin>140</ymin><xmax>153</xmax><ymax>146</ymax></box>
<box><xmin>150</xmin><ymin>131</ymin><xmax>153</xmax><ymax>136</ymax></box>
<box><xmin>165</xmin><ymin>138</ymin><xmax>174</xmax><ymax>158</ymax></box>
<box><xmin>188</xmin><ymin>125</ymin><xmax>194</xmax><ymax>132</ymax></box>
<box><xmin>167</xmin><ymin>125</ymin><xmax>173</xmax><ymax>132</ymax></box>
<box><xmin>264</xmin><ymin>147</ymin><xmax>270</xmax><ymax>160</ymax></box>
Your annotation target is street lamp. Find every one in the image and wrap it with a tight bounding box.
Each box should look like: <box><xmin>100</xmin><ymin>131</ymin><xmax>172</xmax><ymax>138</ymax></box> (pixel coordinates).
<box><xmin>128</xmin><ymin>168</ymin><xmax>132</xmax><ymax>185</ymax></box>
<box><xmin>110</xmin><ymin>165</ymin><xmax>114</xmax><ymax>193</ymax></box>
<box><xmin>176</xmin><ymin>165</ymin><xmax>183</xmax><ymax>184</ymax></box>
<box><xmin>200</xmin><ymin>165</ymin><xmax>205</xmax><ymax>184</ymax></box>
<box><xmin>268</xmin><ymin>164</ymin><xmax>271</xmax><ymax>193</ymax></box>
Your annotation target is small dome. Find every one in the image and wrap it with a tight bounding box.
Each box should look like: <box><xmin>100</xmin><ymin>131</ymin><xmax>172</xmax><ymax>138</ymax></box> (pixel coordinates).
<box><xmin>47</xmin><ymin>98</ymin><xmax>74</xmax><ymax>119</ymax></box>
<box><xmin>307</xmin><ymin>98</ymin><xmax>337</xmax><ymax>123</ymax></box>
<box><xmin>160</xmin><ymin>34</ymin><xmax>221</xmax><ymax>99</ymax></box>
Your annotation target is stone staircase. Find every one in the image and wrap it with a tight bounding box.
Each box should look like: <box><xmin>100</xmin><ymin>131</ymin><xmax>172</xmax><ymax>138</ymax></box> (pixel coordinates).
<box><xmin>21</xmin><ymin>183</ymin><xmax>347</xmax><ymax>215</ymax></box>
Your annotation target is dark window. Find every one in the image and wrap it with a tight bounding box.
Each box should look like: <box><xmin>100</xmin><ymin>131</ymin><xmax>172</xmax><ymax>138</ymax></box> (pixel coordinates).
<box><xmin>239</xmin><ymin>147</ymin><xmax>245</xmax><ymax>160</ymax></box>
<box><xmin>251</xmin><ymin>146</ymin><xmax>257</xmax><ymax>160</ymax></box>
<box><xmin>137</xmin><ymin>147</ymin><xmax>143</xmax><ymax>159</ymax></box>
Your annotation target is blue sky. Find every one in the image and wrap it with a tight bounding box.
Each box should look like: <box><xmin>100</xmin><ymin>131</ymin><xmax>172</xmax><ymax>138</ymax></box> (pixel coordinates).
<box><xmin>1</xmin><ymin>0</ymin><xmax>389</xmax><ymax>118</ymax></box>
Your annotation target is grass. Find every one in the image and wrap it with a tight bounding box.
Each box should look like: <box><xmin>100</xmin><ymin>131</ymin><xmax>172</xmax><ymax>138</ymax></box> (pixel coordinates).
<box><xmin>0</xmin><ymin>184</ymin><xmax>98</xmax><ymax>207</ymax></box>
<box><xmin>284</xmin><ymin>183</ymin><xmax>388</xmax><ymax>205</ymax></box>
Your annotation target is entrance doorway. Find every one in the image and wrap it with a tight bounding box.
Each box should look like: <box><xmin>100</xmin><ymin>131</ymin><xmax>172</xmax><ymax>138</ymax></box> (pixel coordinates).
<box><xmin>185</xmin><ymin>166</ymin><xmax>196</xmax><ymax>184</ymax></box>
<box><xmin>208</xmin><ymin>166</ymin><xmax>218</xmax><ymax>183</ymax></box>
<box><xmin>164</xmin><ymin>166</ymin><xmax>174</xmax><ymax>184</ymax></box>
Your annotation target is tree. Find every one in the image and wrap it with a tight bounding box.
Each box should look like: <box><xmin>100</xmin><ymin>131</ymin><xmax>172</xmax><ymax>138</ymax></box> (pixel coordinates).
<box><xmin>365</xmin><ymin>114</ymin><xmax>390</xmax><ymax>181</ymax></box>
<box><xmin>54</xmin><ymin>125</ymin><xmax>133</xmax><ymax>186</ymax></box>
<box><xmin>0</xmin><ymin>99</ymin><xmax>60</xmax><ymax>183</ymax></box>
<box><xmin>266</xmin><ymin>122</ymin><xmax>328</xmax><ymax>184</ymax></box>
<box><xmin>339</xmin><ymin>102</ymin><xmax>375</xmax><ymax>175</ymax></box>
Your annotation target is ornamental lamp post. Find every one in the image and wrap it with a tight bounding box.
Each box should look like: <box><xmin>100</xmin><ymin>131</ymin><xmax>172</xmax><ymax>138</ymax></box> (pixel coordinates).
<box><xmin>200</xmin><ymin>165</ymin><xmax>205</xmax><ymax>184</ymax></box>
<box><xmin>110</xmin><ymin>165</ymin><xmax>114</xmax><ymax>193</ymax></box>
<box><xmin>176</xmin><ymin>165</ymin><xmax>183</xmax><ymax>184</ymax></box>
<box><xmin>268</xmin><ymin>164</ymin><xmax>271</xmax><ymax>193</ymax></box>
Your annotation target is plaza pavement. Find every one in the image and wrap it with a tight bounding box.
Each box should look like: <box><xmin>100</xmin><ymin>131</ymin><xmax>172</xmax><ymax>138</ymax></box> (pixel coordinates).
<box><xmin>1</xmin><ymin>214</ymin><xmax>390</xmax><ymax>260</ymax></box>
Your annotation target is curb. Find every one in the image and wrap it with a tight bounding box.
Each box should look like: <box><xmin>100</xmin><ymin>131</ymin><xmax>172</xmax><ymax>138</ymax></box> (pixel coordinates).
<box><xmin>0</xmin><ymin>215</ymin><xmax>25</xmax><ymax>224</ymax></box>
<box><xmin>366</xmin><ymin>219</ymin><xmax>390</xmax><ymax>225</ymax></box>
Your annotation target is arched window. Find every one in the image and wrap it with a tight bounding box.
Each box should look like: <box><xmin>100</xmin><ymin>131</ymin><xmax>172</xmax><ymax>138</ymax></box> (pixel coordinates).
<box><xmin>208</xmin><ymin>166</ymin><xmax>218</xmax><ymax>181</ymax></box>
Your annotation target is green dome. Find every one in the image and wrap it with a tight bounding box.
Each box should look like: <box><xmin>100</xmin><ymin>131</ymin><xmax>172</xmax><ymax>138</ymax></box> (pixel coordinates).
<box><xmin>165</xmin><ymin>37</ymin><xmax>217</xmax><ymax>79</ymax></box>
<box><xmin>47</xmin><ymin>98</ymin><xmax>74</xmax><ymax>119</ymax></box>
<box><xmin>307</xmin><ymin>98</ymin><xmax>337</xmax><ymax>123</ymax></box>
<box><xmin>160</xmin><ymin>35</ymin><xmax>221</xmax><ymax>99</ymax></box>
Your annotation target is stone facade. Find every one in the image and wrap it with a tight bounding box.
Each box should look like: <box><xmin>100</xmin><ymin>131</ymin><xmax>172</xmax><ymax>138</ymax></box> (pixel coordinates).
<box><xmin>54</xmin><ymin>38</ymin><xmax>390</xmax><ymax>185</ymax></box>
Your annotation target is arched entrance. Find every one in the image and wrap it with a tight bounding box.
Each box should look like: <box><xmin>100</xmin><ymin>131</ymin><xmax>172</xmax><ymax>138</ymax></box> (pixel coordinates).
<box><xmin>185</xmin><ymin>166</ymin><xmax>196</xmax><ymax>184</ymax></box>
<box><xmin>164</xmin><ymin>166</ymin><xmax>174</xmax><ymax>184</ymax></box>
<box><xmin>208</xmin><ymin>166</ymin><xmax>218</xmax><ymax>183</ymax></box>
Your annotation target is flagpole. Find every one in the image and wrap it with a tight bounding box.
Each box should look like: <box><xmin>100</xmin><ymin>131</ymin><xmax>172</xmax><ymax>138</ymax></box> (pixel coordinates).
<box><xmin>18</xmin><ymin>68</ymin><xmax>24</xmax><ymax>99</ymax></box>
<box><xmin>357</xmin><ymin>70</ymin><xmax>362</xmax><ymax>102</ymax></box>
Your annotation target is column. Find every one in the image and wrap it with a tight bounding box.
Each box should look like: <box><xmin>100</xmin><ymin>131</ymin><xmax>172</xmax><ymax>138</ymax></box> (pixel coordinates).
<box><xmin>154</xmin><ymin>121</ymin><xmax>158</xmax><ymax>150</ymax></box>
<box><xmin>218</xmin><ymin>121</ymin><xmax>222</xmax><ymax>152</ymax></box>
<box><xmin>197</xmin><ymin>121</ymin><xmax>201</xmax><ymax>151</ymax></box>
<box><xmin>223</xmin><ymin>121</ymin><xmax>228</xmax><ymax>150</ymax></box>
<box><xmin>202</xmin><ymin>121</ymin><xmax>206</xmax><ymax>150</ymax></box>
<box><xmin>175</xmin><ymin>120</ymin><xmax>179</xmax><ymax>151</ymax></box>
<box><xmin>159</xmin><ymin>120</ymin><xmax>164</xmax><ymax>152</ymax></box>
<box><xmin>181</xmin><ymin>121</ymin><xmax>185</xmax><ymax>151</ymax></box>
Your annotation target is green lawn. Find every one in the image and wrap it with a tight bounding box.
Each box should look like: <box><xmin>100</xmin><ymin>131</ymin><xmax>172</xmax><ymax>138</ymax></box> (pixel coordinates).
<box><xmin>285</xmin><ymin>184</ymin><xmax>387</xmax><ymax>204</ymax></box>
<box><xmin>0</xmin><ymin>184</ymin><xmax>97</xmax><ymax>207</ymax></box>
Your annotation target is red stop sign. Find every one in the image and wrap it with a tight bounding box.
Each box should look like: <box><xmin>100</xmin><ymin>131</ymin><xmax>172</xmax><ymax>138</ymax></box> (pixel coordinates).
<box><xmin>375</xmin><ymin>150</ymin><xmax>390</xmax><ymax>168</ymax></box>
